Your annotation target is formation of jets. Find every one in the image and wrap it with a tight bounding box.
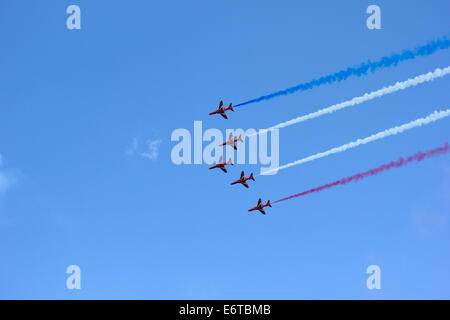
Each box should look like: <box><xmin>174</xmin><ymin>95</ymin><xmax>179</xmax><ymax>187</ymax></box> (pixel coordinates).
<box><xmin>208</xmin><ymin>101</ymin><xmax>271</xmax><ymax>215</ymax></box>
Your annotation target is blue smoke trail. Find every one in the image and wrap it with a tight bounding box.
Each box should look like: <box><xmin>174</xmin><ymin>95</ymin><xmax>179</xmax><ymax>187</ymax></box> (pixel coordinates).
<box><xmin>235</xmin><ymin>36</ymin><xmax>450</xmax><ymax>107</ymax></box>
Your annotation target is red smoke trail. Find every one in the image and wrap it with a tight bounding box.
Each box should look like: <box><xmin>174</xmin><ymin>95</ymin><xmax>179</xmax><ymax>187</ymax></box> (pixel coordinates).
<box><xmin>273</xmin><ymin>143</ymin><xmax>450</xmax><ymax>204</ymax></box>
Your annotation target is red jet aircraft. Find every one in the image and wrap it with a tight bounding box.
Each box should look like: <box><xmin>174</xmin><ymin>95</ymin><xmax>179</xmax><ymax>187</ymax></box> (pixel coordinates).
<box><xmin>248</xmin><ymin>198</ymin><xmax>271</xmax><ymax>215</ymax></box>
<box><xmin>219</xmin><ymin>133</ymin><xmax>243</xmax><ymax>150</ymax></box>
<box><xmin>208</xmin><ymin>101</ymin><xmax>234</xmax><ymax>119</ymax></box>
<box><xmin>231</xmin><ymin>171</ymin><xmax>255</xmax><ymax>188</ymax></box>
<box><xmin>209</xmin><ymin>155</ymin><xmax>233</xmax><ymax>173</ymax></box>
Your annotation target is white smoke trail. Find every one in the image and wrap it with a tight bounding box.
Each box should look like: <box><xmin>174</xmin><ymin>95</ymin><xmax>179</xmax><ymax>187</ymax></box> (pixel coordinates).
<box><xmin>253</xmin><ymin>67</ymin><xmax>450</xmax><ymax>136</ymax></box>
<box><xmin>261</xmin><ymin>109</ymin><xmax>450</xmax><ymax>175</ymax></box>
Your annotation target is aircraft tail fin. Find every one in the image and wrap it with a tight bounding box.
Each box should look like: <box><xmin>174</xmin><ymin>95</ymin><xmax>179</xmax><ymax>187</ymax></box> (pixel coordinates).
<box><xmin>266</xmin><ymin>200</ymin><xmax>271</xmax><ymax>208</ymax></box>
<box><xmin>249</xmin><ymin>173</ymin><xmax>255</xmax><ymax>181</ymax></box>
<box><xmin>238</xmin><ymin>134</ymin><xmax>243</xmax><ymax>142</ymax></box>
<box><xmin>228</xmin><ymin>103</ymin><xmax>234</xmax><ymax>112</ymax></box>
<box><xmin>227</xmin><ymin>158</ymin><xmax>233</xmax><ymax>165</ymax></box>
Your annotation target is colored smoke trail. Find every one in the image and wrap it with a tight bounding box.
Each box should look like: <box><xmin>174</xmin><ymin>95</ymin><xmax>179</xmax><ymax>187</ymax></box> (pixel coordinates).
<box><xmin>261</xmin><ymin>109</ymin><xmax>450</xmax><ymax>175</ymax></box>
<box><xmin>235</xmin><ymin>37</ymin><xmax>450</xmax><ymax>107</ymax></box>
<box><xmin>273</xmin><ymin>143</ymin><xmax>450</xmax><ymax>204</ymax></box>
<box><xmin>252</xmin><ymin>67</ymin><xmax>450</xmax><ymax>136</ymax></box>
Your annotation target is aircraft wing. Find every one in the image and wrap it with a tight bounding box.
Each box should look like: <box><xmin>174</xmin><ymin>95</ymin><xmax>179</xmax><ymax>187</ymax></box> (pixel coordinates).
<box><xmin>242</xmin><ymin>181</ymin><xmax>249</xmax><ymax>188</ymax></box>
<box><xmin>259</xmin><ymin>208</ymin><xmax>266</xmax><ymax>214</ymax></box>
<box><xmin>257</xmin><ymin>198</ymin><xmax>262</xmax><ymax>205</ymax></box>
<box><xmin>220</xmin><ymin>167</ymin><xmax>227</xmax><ymax>173</ymax></box>
<box><xmin>220</xmin><ymin>113</ymin><xmax>228</xmax><ymax>119</ymax></box>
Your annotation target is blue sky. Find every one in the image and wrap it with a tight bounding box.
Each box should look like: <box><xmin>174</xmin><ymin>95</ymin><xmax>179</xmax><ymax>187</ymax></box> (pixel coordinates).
<box><xmin>0</xmin><ymin>0</ymin><xmax>449</xmax><ymax>299</ymax></box>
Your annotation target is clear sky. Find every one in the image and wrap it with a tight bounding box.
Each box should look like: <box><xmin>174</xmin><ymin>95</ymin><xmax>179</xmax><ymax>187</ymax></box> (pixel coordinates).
<box><xmin>1</xmin><ymin>0</ymin><xmax>449</xmax><ymax>299</ymax></box>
